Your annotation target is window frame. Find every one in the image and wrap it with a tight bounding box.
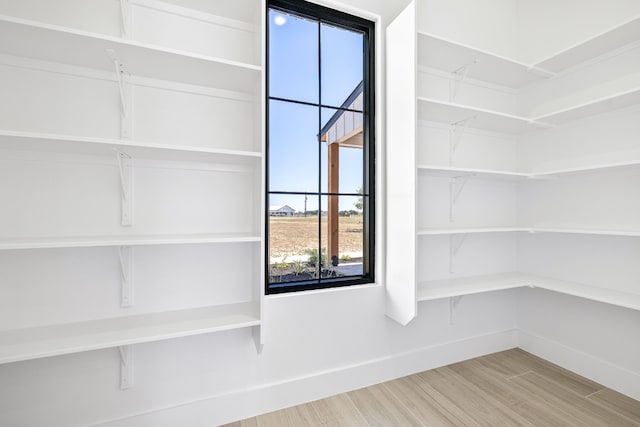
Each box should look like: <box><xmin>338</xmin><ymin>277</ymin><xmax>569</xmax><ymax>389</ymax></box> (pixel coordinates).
<box><xmin>265</xmin><ymin>0</ymin><xmax>375</xmax><ymax>294</ymax></box>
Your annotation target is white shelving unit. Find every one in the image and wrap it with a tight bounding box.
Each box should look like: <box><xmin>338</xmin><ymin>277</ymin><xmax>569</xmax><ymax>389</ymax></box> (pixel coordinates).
<box><xmin>417</xmin><ymin>227</ymin><xmax>640</xmax><ymax>237</ymax></box>
<box><xmin>417</xmin><ymin>97</ymin><xmax>550</xmax><ymax>134</ymax></box>
<box><xmin>0</xmin><ymin>302</ymin><xmax>260</xmax><ymax>365</ymax></box>
<box><xmin>416</xmin><ymin>31</ymin><xmax>555</xmax><ymax>88</ymax></box>
<box><xmin>532</xmin><ymin>276</ymin><xmax>640</xmax><ymax>312</ymax></box>
<box><xmin>418</xmin><ymin>227</ymin><xmax>528</xmax><ymax>236</ymax></box>
<box><xmin>533</xmin><ymin>160</ymin><xmax>640</xmax><ymax>178</ymax></box>
<box><xmin>419</xmin><ymin>163</ymin><xmax>640</xmax><ymax>180</ymax></box>
<box><xmin>417</xmin><ymin>272</ymin><xmax>640</xmax><ymax>312</ymax></box>
<box><xmin>417</xmin><ymin>165</ymin><xmax>529</xmax><ymax>181</ymax></box>
<box><xmin>533</xmin><ymin>15</ymin><xmax>640</xmax><ymax>73</ymax></box>
<box><xmin>0</xmin><ymin>0</ymin><xmax>265</xmax><ymax>371</ymax></box>
<box><xmin>386</xmin><ymin>0</ymin><xmax>640</xmax><ymax>325</ymax></box>
<box><xmin>418</xmin><ymin>273</ymin><xmax>532</xmax><ymax>301</ymax></box>
<box><xmin>531</xmin><ymin>228</ymin><xmax>640</xmax><ymax>238</ymax></box>
<box><xmin>0</xmin><ymin>14</ymin><xmax>261</xmax><ymax>91</ymax></box>
<box><xmin>0</xmin><ymin>130</ymin><xmax>262</xmax><ymax>164</ymax></box>
<box><xmin>0</xmin><ymin>233</ymin><xmax>261</xmax><ymax>251</ymax></box>
<box><xmin>533</xmin><ymin>87</ymin><xmax>640</xmax><ymax>124</ymax></box>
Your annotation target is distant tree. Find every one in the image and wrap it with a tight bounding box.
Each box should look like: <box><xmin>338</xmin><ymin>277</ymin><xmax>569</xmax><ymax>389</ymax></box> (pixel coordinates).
<box><xmin>354</xmin><ymin>187</ymin><xmax>363</xmax><ymax>212</ymax></box>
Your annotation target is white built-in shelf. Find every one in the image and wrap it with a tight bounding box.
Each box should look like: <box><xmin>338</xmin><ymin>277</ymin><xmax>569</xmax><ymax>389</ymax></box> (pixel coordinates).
<box><xmin>418</xmin><ymin>227</ymin><xmax>529</xmax><ymax>236</ymax></box>
<box><xmin>532</xmin><ymin>87</ymin><xmax>640</xmax><ymax>124</ymax></box>
<box><xmin>418</xmin><ymin>97</ymin><xmax>551</xmax><ymax>134</ymax></box>
<box><xmin>416</xmin><ymin>272</ymin><xmax>640</xmax><ymax>311</ymax></box>
<box><xmin>533</xmin><ymin>160</ymin><xmax>640</xmax><ymax>178</ymax></box>
<box><xmin>0</xmin><ymin>130</ymin><xmax>262</xmax><ymax>164</ymax></box>
<box><xmin>417</xmin><ymin>165</ymin><xmax>530</xmax><ymax>181</ymax></box>
<box><xmin>416</xmin><ymin>160</ymin><xmax>640</xmax><ymax>181</ymax></box>
<box><xmin>418</xmin><ymin>89</ymin><xmax>639</xmax><ymax>132</ymax></box>
<box><xmin>532</xmin><ymin>228</ymin><xmax>640</xmax><ymax>238</ymax></box>
<box><xmin>0</xmin><ymin>233</ymin><xmax>261</xmax><ymax>251</ymax></box>
<box><xmin>417</xmin><ymin>32</ymin><xmax>554</xmax><ymax>88</ymax></box>
<box><xmin>417</xmin><ymin>17</ymin><xmax>640</xmax><ymax>86</ymax></box>
<box><xmin>418</xmin><ymin>272</ymin><xmax>532</xmax><ymax>301</ymax></box>
<box><xmin>418</xmin><ymin>227</ymin><xmax>640</xmax><ymax>237</ymax></box>
<box><xmin>534</xmin><ymin>15</ymin><xmax>640</xmax><ymax>73</ymax></box>
<box><xmin>0</xmin><ymin>15</ymin><xmax>261</xmax><ymax>92</ymax></box>
<box><xmin>533</xmin><ymin>276</ymin><xmax>640</xmax><ymax>312</ymax></box>
<box><xmin>0</xmin><ymin>302</ymin><xmax>260</xmax><ymax>365</ymax></box>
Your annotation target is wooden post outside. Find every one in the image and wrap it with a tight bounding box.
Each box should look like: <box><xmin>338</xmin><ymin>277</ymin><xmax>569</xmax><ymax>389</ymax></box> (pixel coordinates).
<box><xmin>328</xmin><ymin>142</ymin><xmax>339</xmax><ymax>266</ymax></box>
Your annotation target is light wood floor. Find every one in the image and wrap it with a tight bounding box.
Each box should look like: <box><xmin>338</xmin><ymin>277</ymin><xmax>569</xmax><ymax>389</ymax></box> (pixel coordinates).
<box><xmin>222</xmin><ymin>348</ymin><xmax>640</xmax><ymax>426</ymax></box>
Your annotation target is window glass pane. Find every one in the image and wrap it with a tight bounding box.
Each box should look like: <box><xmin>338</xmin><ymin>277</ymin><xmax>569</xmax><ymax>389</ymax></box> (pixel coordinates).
<box><xmin>320</xmin><ymin>196</ymin><xmax>364</xmax><ymax>278</ymax></box>
<box><xmin>320</xmin><ymin>107</ymin><xmax>363</xmax><ymax>194</ymax></box>
<box><xmin>268</xmin><ymin>194</ymin><xmax>321</xmax><ymax>286</ymax></box>
<box><xmin>269</xmin><ymin>9</ymin><xmax>319</xmax><ymax>103</ymax></box>
<box><xmin>267</xmin><ymin>0</ymin><xmax>373</xmax><ymax>293</ymax></box>
<box><xmin>269</xmin><ymin>100</ymin><xmax>319</xmax><ymax>193</ymax></box>
<box><xmin>320</xmin><ymin>23</ymin><xmax>363</xmax><ymax>109</ymax></box>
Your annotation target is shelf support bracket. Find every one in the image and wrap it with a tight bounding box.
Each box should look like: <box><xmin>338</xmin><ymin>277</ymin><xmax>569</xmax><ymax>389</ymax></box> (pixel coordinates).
<box><xmin>107</xmin><ymin>49</ymin><xmax>133</xmax><ymax>140</ymax></box>
<box><xmin>119</xmin><ymin>0</ymin><xmax>131</xmax><ymax>38</ymax></box>
<box><xmin>253</xmin><ymin>325</ymin><xmax>264</xmax><ymax>354</ymax></box>
<box><xmin>449</xmin><ymin>116</ymin><xmax>475</xmax><ymax>166</ymax></box>
<box><xmin>117</xmin><ymin>150</ymin><xmax>134</xmax><ymax>226</ymax></box>
<box><xmin>449</xmin><ymin>233</ymin><xmax>468</xmax><ymax>273</ymax></box>
<box><xmin>449</xmin><ymin>61</ymin><xmax>477</xmax><ymax>102</ymax></box>
<box><xmin>449</xmin><ymin>175</ymin><xmax>470</xmax><ymax>222</ymax></box>
<box><xmin>448</xmin><ymin>296</ymin><xmax>463</xmax><ymax>325</ymax></box>
<box><xmin>119</xmin><ymin>345</ymin><xmax>134</xmax><ymax>390</ymax></box>
<box><xmin>118</xmin><ymin>246</ymin><xmax>134</xmax><ymax>307</ymax></box>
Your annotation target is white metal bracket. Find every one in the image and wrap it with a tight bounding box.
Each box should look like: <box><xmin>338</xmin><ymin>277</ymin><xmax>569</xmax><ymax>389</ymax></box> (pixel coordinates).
<box><xmin>106</xmin><ymin>49</ymin><xmax>133</xmax><ymax>140</ymax></box>
<box><xmin>448</xmin><ymin>295</ymin><xmax>463</xmax><ymax>325</ymax></box>
<box><xmin>449</xmin><ymin>116</ymin><xmax>475</xmax><ymax>166</ymax></box>
<box><xmin>118</xmin><ymin>246</ymin><xmax>134</xmax><ymax>307</ymax></box>
<box><xmin>449</xmin><ymin>175</ymin><xmax>471</xmax><ymax>222</ymax></box>
<box><xmin>117</xmin><ymin>150</ymin><xmax>134</xmax><ymax>226</ymax></box>
<box><xmin>119</xmin><ymin>0</ymin><xmax>131</xmax><ymax>38</ymax></box>
<box><xmin>449</xmin><ymin>61</ymin><xmax>477</xmax><ymax>102</ymax></box>
<box><xmin>253</xmin><ymin>325</ymin><xmax>264</xmax><ymax>354</ymax></box>
<box><xmin>119</xmin><ymin>345</ymin><xmax>134</xmax><ymax>390</ymax></box>
<box><xmin>449</xmin><ymin>233</ymin><xmax>468</xmax><ymax>273</ymax></box>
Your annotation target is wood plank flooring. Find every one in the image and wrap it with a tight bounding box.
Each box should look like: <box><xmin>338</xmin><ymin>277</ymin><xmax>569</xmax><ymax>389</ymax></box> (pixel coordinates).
<box><xmin>222</xmin><ymin>348</ymin><xmax>640</xmax><ymax>426</ymax></box>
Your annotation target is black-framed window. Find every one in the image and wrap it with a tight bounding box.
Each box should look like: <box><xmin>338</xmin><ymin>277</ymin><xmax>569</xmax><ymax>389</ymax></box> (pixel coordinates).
<box><xmin>266</xmin><ymin>0</ymin><xmax>375</xmax><ymax>294</ymax></box>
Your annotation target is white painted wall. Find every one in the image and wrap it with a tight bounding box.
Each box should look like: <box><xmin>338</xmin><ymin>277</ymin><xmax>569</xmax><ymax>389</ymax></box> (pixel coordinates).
<box><xmin>516</xmin><ymin>0</ymin><xmax>640</xmax><ymax>65</ymax></box>
<box><xmin>418</xmin><ymin>0</ymin><xmax>520</xmax><ymax>61</ymax></box>
<box><xmin>517</xmin><ymin>288</ymin><xmax>640</xmax><ymax>399</ymax></box>
<box><xmin>1</xmin><ymin>1</ymin><xmax>638</xmax><ymax>426</ymax></box>
<box><xmin>517</xmin><ymin>44</ymin><xmax>640</xmax><ymax>118</ymax></box>
<box><xmin>514</xmin><ymin>12</ymin><xmax>640</xmax><ymax>400</ymax></box>
<box><xmin>0</xmin><ymin>0</ymin><xmax>519</xmax><ymax>426</ymax></box>
<box><xmin>0</xmin><ymin>287</ymin><xmax>519</xmax><ymax>426</ymax></box>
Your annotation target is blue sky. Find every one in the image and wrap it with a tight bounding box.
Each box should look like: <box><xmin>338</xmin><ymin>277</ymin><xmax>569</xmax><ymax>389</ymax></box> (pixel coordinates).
<box><xmin>268</xmin><ymin>9</ymin><xmax>364</xmax><ymax>212</ymax></box>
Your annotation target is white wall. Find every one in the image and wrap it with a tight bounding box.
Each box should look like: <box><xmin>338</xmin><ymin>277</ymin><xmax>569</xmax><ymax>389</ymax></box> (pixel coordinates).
<box><xmin>514</xmin><ymin>5</ymin><xmax>640</xmax><ymax>400</ymax></box>
<box><xmin>516</xmin><ymin>0</ymin><xmax>640</xmax><ymax>65</ymax></box>
<box><xmin>1</xmin><ymin>1</ymin><xmax>638</xmax><ymax>426</ymax></box>
<box><xmin>0</xmin><ymin>287</ymin><xmax>519</xmax><ymax>426</ymax></box>
<box><xmin>419</xmin><ymin>0</ymin><xmax>520</xmax><ymax>60</ymax></box>
<box><xmin>0</xmin><ymin>0</ymin><xmax>520</xmax><ymax>426</ymax></box>
<box><xmin>517</xmin><ymin>288</ymin><xmax>640</xmax><ymax>399</ymax></box>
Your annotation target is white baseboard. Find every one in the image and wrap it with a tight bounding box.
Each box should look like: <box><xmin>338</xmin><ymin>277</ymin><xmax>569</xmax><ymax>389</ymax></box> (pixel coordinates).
<box><xmin>518</xmin><ymin>329</ymin><xmax>640</xmax><ymax>400</ymax></box>
<box><xmin>92</xmin><ymin>329</ymin><xmax>518</xmax><ymax>427</ymax></box>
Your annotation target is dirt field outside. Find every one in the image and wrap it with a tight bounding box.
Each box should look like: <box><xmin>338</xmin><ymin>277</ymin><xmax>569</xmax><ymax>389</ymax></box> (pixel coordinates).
<box><xmin>269</xmin><ymin>215</ymin><xmax>363</xmax><ymax>261</ymax></box>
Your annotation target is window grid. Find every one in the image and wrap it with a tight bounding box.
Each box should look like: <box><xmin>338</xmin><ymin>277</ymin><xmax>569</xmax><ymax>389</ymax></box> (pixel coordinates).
<box><xmin>266</xmin><ymin>0</ymin><xmax>374</xmax><ymax>294</ymax></box>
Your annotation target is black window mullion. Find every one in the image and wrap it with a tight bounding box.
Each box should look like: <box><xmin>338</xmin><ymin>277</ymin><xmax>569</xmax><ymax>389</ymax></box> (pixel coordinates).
<box><xmin>317</xmin><ymin>19</ymin><xmax>322</xmax><ymax>286</ymax></box>
<box><xmin>269</xmin><ymin>96</ymin><xmax>363</xmax><ymax>113</ymax></box>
